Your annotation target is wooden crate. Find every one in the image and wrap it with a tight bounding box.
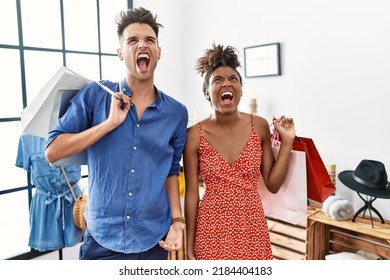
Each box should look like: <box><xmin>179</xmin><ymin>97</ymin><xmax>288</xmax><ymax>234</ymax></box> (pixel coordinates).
<box><xmin>306</xmin><ymin>208</ymin><xmax>390</xmax><ymax>259</ymax></box>
<box><xmin>266</xmin><ymin>205</ymin><xmax>320</xmax><ymax>260</ymax></box>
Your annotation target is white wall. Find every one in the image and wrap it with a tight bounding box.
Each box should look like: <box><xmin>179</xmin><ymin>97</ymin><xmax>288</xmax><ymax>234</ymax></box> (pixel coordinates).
<box><xmin>134</xmin><ymin>0</ymin><xmax>390</xmax><ymax>220</ymax></box>
<box><xmin>132</xmin><ymin>1</ymin><xmax>186</xmax><ymax>104</ymax></box>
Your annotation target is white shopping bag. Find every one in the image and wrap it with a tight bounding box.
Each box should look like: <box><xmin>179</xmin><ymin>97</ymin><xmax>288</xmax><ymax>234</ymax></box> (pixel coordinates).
<box><xmin>257</xmin><ymin>144</ymin><xmax>307</xmax><ymax>225</ymax></box>
<box><xmin>21</xmin><ymin>66</ymin><xmax>90</xmax><ymax>166</ymax></box>
<box><xmin>21</xmin><ymin>66</ymin><xmax>89</xmax><ymax>139</ymax></box>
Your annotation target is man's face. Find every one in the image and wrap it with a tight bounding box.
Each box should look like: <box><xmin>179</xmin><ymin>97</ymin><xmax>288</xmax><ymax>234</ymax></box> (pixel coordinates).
<box><xmin>117</xmin><ymin>23</ymin><xmax>161</xmax><ymax>82</ymax></box>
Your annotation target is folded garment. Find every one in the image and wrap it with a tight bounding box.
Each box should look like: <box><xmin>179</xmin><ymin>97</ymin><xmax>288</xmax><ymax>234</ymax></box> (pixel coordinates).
<box><xmin>356</xmin><ymin>250</ymin><xmax>383</xmax><ymax>260</ymax></box>
<box><xmin>322</xmin><ymin>195</ymin><xmax>343</xmax><ymax>215</ymax></box>
<box><xmin>326</xmin><ymin>250</ymin><xmax>383</xmax><ymax>260</ymax></box>
<box><xmin>328</xmin><ymin>199</ymin><xmax>354</xmax><ymax>221</ymax></box>
<box><xmin>325</xmin><ymin>252</ymin><xmax>368</xmax><ymax>260</ymax></box>
<box><xmin>322</xmin><ymin>195</ymin><xmax>354</xmax><ymax>221</ymax></box>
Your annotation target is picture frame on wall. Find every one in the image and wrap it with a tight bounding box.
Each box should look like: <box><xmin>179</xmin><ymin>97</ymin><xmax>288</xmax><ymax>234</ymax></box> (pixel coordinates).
<box><xmin>244</xmin><ymin>42</ymin><xmax>281</xmax><ymax>78</ymax></box>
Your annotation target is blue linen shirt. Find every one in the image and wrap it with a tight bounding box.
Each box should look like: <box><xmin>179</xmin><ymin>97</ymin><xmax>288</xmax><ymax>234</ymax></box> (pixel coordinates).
<box><xmin>16</xmin><ymin>134</ymin><xmax>83</xmax><ymax>251</ymax></box>
<box><xmin>46</xmin><ymin>80</ymin><xmax>188</xmax><ymax>254</ymax></box>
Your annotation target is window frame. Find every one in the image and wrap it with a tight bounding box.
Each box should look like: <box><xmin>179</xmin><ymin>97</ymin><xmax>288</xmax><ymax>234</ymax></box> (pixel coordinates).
<box><xmin>0</xmin><ymin>0</ymin><xmax>132</xmax><ymax>260</ymax></box>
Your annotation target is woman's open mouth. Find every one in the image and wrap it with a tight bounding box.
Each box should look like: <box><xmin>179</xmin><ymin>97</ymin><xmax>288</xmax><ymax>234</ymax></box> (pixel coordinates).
<box><xmin>221</xmin><ymin>92</ymin><xmax>233</xmax><ymax>105</ymax></box>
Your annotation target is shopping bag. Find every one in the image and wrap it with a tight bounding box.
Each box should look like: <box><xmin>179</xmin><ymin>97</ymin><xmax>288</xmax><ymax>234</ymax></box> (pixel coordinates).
<box><xmin>21</xmin><ymin>66</ymin><xmax>89</xmax><ymax>139</ymax></box>
<box><xmin>257</xmin><ymin>139</ymin><xmax>307</xmax><ymax>225</ymax></box>
<box><xmin>50</xmin><ymin>90</ymin><xmax>88</xmax><ymax>166</ymax></box>
<box><xmin>293</xmin><ymin>136</ymin><xmax>335</xmax><ymax>203</ymax></box>
<box><xmin>21</xmin><ymin>66</ymin><xmax>90</xmax><ymax>166</ymax></box>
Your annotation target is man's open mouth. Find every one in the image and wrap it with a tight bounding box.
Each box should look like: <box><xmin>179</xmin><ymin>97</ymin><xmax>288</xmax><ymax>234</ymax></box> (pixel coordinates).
<box><xmin>137</xmin><ymin>53</ymin><xmax>150</xmax><ymax>69</ymax></box>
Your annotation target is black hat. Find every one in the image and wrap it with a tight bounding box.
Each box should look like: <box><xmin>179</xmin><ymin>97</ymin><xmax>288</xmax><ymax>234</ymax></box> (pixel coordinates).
<box><xmin>338</xmin><ymin>159</ymin><xmax>390</xmax><ymax>198</ymax></box>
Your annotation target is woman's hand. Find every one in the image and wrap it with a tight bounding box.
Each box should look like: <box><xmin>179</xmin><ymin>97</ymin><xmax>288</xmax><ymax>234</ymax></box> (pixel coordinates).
<box><xmin>273</xmin><ymin>115</ymin><xmax>295</xmax><ymax>145</ymax></box>
<box><xmin>159</xmin><ymin>222</ymin><xmax>186</xmax><ymax>252</ymax></box>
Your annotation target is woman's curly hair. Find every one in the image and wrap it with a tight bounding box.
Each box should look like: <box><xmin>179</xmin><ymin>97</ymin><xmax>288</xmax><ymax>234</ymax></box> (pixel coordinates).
<box><xmin>195</xmin><ymin>43</ymin><xmax>242</xmax><ymax>95</ymax></box>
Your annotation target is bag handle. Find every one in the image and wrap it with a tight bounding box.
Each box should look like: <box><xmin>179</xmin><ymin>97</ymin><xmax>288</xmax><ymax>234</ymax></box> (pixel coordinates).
<box><xmin>61</xmin><ymin>166</ymin><xmax>77</xmax><ymax>201</ymax></box>
<box><xmin>270</xmin><ymin>117</ymin><xmax>280</xmax><ymax>144</ymax></box>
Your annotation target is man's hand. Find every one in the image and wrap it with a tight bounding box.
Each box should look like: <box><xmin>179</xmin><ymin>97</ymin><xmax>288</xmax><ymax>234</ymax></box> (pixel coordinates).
<box><xmin>106</xmin><ymin>93</ymin><xmax>131</xmax><ymax>128</ymax></box>
<box><xmin>159</xmin><ymin>222</ymin><xmax>186</xmax><ymax>251</ymax></box>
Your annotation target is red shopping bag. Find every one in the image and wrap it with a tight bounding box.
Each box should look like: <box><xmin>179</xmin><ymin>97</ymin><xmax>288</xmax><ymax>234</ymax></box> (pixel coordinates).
<box><xmin>293</xmin><ymin>136</ymin><xmax>335</xmax><ymax>203</ymax></box>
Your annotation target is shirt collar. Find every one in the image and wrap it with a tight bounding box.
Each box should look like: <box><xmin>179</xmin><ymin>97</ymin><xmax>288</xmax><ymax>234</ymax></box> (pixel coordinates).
<box><xmin>120</xmin><ymin>79</ymin><xmax>162</xmax><ymax>109</ymax></box>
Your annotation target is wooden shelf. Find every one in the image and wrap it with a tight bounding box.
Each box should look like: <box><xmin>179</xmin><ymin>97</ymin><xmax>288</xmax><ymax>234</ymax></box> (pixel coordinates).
<box><xmin>309</xmin><ymin>210</ymin><xmax>390</xmax><ymax>240</ymax></box>
<box><xmin>306</xmin><ymin>207</ymin><xmax>390</xmax><ymax>259</ymax></box>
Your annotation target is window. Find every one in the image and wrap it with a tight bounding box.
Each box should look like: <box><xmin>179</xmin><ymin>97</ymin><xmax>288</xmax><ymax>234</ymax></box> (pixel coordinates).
<box><xmin>0</xmin><ymin>0</ymin><xmax>130</xmax><ymax>260</ymax></box>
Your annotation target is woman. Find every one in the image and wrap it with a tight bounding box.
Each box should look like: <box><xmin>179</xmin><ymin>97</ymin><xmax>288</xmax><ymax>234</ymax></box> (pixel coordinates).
<box><xmin>184</xmin><ymin>43</ymin><xmax>295</xmax><ymax>260</ymax></box>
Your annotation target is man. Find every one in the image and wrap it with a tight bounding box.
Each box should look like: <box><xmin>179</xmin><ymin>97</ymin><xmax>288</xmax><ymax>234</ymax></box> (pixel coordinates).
<box><xmin>45</xmin><ymin>7</ymin><xmax>188</xmax><ymax>260</ymax></box>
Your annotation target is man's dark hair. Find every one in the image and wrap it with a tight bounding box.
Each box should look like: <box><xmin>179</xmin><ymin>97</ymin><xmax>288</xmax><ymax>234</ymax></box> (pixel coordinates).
<box><xmin>116</xmin><ymin>7</ymin><xmax>163</xmax><ymax>39</ymax></box>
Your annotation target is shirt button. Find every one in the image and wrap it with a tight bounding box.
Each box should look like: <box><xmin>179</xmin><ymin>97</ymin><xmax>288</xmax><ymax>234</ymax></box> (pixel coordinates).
<box><xmin>136</xmin><ymin>124</ymin><xmax>140</xmax><ymax>128</ymax></box>
<box><xmin>126</xmin><ymin>215</ymin><xmax>131</xmax><ymax>220</ymax></box>
<box><xmin>130</xmin><ymin>169</ymin><xmax>135</xmax><ymax>173</ymax></box>
<box><xmin>133</xmin><ymin>146</ymin><xmax>137</xmax><ymax>150</ymax></box>
<box><xmin>128</xmin><ymin>192</ymin><xmax>133</xmax><ymax>196</ymax></box>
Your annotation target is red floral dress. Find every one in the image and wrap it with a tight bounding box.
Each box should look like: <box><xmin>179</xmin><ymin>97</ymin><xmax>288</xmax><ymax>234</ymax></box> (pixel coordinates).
<box><xmin>194</xmin><ymin>115</ymin><xmax>272</xmax><ymax>260</ymax></box>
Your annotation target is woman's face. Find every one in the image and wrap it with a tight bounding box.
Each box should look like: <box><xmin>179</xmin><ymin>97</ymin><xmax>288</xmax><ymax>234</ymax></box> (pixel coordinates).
<box><xmin>205</xmin><ymin>66</ymin><xmax>242</xmax><ymax>114</ymax></box>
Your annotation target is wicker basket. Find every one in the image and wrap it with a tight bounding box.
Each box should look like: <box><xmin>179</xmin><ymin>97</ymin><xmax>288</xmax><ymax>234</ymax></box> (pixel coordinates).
<box><xmin>73</xmin><ymin>195</ymin><xmax>87</xmax><ymax>231</ymax></box>
<box><xmin>61</xmin><ymin>167</ymin><xmax>87</xmax><ymax>231</ymax></box>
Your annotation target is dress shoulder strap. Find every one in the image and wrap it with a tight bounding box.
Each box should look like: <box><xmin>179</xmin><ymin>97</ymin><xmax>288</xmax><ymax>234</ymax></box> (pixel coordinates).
<box><xmin>198</xmin><ymin>122</ymin><xmax>203</xmax><ymax>135</ymax></box>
